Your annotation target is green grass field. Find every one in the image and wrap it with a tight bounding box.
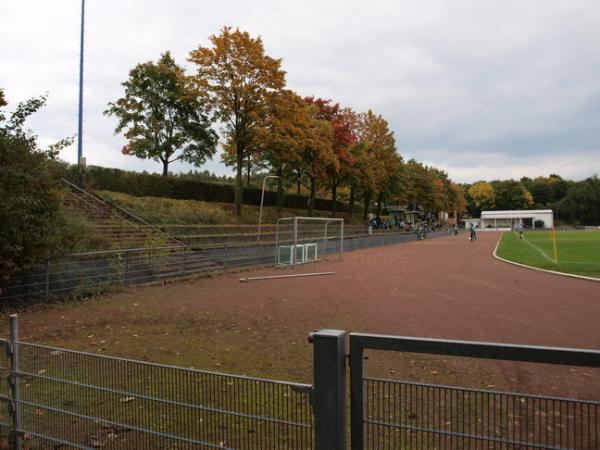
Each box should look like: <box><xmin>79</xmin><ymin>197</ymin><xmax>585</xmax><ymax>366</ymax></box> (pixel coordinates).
<box><xmin>496</xmin><ymin>230</ymin><xmax>600</xmax><ymax>278</ymax></box>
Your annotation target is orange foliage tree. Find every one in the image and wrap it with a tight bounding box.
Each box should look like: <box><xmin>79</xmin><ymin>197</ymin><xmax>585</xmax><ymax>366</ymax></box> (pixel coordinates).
<box><xmin>189</xmin><ymin>27</ymin><xmax>286</xmax><ymax>217</ymax></box>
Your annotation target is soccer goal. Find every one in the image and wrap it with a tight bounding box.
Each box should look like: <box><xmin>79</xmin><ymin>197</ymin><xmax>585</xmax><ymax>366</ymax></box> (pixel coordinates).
<box><xmin>275</xmin><ymin>217</ymin><xmax>344</xmax><ymax>268</ymax></box>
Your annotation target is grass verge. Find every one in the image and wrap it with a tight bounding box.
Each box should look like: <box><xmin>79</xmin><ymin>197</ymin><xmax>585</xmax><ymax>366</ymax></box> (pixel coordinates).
<box><xmin>99</xmin><ymin>190</ymin><xmax>365</xmax><ymax>226</ymax></box>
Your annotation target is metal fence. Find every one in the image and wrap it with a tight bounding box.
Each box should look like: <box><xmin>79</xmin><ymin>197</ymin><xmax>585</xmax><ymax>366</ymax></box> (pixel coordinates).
<box><xmin>1</xmin><ymin>230</ymin><xmax>448</xmax><ymax>301</ymax></box>
<box><xmin>349</xmin><ymin>333</ymin><xmax>600</xmax><ymax>450</ymax></box>
<box><xmin>364</xmin><ymin>378</ymin><xmax>599</xmax><ymax>449</ymax></box>
<box><xmin>0</xmin><ymin>317</ymin><xmax>314</xmax><ymax>450</ymax></box>
<box><xmin>1</xmin><ymin>320</ymin><xmax>598</xmax><ymax>449</ymax></box>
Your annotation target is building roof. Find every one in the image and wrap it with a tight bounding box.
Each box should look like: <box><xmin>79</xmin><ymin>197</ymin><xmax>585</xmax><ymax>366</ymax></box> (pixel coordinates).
<box><xmin>481</xmin><ymin>210</ymin><xmax>553</xmax><ymax>218</ymax></box>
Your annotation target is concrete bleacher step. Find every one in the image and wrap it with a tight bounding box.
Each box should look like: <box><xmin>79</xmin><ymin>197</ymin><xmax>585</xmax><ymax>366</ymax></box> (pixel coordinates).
<box><xmin>61</xmin><ymin>179</ymin><xmax>182</xmax><ymax>250</ymax></box>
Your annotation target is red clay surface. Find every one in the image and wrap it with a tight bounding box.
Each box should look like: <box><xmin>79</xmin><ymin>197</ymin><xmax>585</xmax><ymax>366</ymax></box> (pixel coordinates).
<box><xmin>4</xmin><ymin>232</ymin><xmax>600</xmax><ymax>400</ymax></box>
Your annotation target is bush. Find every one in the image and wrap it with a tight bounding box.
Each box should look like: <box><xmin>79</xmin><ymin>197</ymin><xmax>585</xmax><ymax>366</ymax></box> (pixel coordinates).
<box><xmin>534</xmin><ymin>219</ymin><xmax>544</xmax><ymax>228</ymax></box>
<box><xmin>67</xmin><ymin>165</ymin><xmax>349</xmax><ymax>212</ymax></box>
<box><xmin>0</xmin><ymin>93</ymin><xmax>71</xmax><ymax>281</ymax></box>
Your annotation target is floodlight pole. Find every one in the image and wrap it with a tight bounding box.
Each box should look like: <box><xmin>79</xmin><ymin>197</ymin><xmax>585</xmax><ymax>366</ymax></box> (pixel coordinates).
<box><xmin>77</xmin><ymin>0</ymin><xmax>85</xmax><ymax>166</ymax></box>
<box><xmin>257</xmin><ymin>175</ymin><xmax>279</xmax><ymax>243</ymax></box>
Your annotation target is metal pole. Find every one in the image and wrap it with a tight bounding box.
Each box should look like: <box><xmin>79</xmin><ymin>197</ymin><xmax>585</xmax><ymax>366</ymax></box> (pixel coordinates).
<box><xmin>181</xmin><ymin>246</ymin><xmax>187</xmax><ymax>275</ymax></box>
<box><xmin>9</xmin><ymin>314</ymin><xmax>22</xmax><ymax>450</ymax></box>
<box><xmin>340</xmin><ymin>219</ymin><xmax>344</xmax><ymax>260</ymax></box>
<box><xmin>77</xmin><ymin>0</ymin><xmax>85</xmax><ymax>166</ymax></box>
<box><xmin>293</xmin><ymin>217</ymin><xmax>298</xmax><ymax>270</ymax></box>
<box><xmin>323</xmin><ymin>222</ymin><xmax>328</xmax><ymax>260</ymax></box>
<box><xmin>274</xmin><ymin>218</ymin><xmax>280</xmax><ymax>266</ymax></box>
<box><xmin>44</xmin><ymin>256</ymin><xmax>50</xmax><ymax>299</ymax></box>
<box><xmin>309</xmin><ymin>329</ymin><xmax>347</xmax><ymax>450</ymax></box>
<box><xmin>257</xmin><ymin>175</ymin><xmax>279</xmax><ymax>243</ymax></box>
<box><xmin>124</xmin><ymin>250</ymin><xmax>129</xmax><ymax>284</ymax></box>
<box><xmin>349</xmin><ymin>335</ymin><xmax>364</xmax><ymax>450</ymax></box>
<box><xmin>240</xmin><ymin>272</ymin><xmax>334</xmax><ymax>282</ymax></box>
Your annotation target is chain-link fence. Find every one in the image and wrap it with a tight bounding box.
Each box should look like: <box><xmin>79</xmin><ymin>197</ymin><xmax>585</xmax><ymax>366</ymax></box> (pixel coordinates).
<box><xmin>1</xmin><ymin>230</ymin><xmax>449</xmax><ymax>301</ymax></box>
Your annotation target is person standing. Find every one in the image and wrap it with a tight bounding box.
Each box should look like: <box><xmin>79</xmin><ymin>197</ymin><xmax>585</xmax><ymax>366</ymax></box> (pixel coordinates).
<box><xmin>517</xmin><ymin>222</ymin><xmax>524</xmax><ymax>239</ymax></box>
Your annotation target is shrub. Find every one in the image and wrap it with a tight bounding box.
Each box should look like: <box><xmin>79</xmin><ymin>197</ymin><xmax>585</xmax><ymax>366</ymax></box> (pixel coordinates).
<box><xmin>68</xmin><ymin>165</ymin><xmax>349</xmax><ymax>212</ymax></box>
<box><xmin>534</xmin><ymin>219</ymin><xmax>545</xmax><ymax>228</ymax></box>
<box><xmin>0</xmin><ymin>92</ymin><xmax>72</xmax><ymax>281</ymax></box>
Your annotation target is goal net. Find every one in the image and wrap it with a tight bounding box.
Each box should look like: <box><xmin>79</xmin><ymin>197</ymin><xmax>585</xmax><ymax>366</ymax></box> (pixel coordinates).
<box><xmin>275</xmin><ymin>217</ymin><xmax>344</xmax><ymax>267</ymax></box>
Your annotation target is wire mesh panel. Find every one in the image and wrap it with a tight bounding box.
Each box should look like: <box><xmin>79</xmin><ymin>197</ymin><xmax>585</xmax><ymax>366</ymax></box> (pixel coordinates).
<box><xmin>350</xmin><ymin>334</ymin><xmax>600</xmax><ymax>450</ymax></box>
<box><xmin>15</xmin><ymin>342</ymin><xmax>314</xmax><ymax>449</ymax></box>
<box><xmin>364</xmin><ymin>377</ymin><xmax>600</xmax><ymax>450</ymax></box>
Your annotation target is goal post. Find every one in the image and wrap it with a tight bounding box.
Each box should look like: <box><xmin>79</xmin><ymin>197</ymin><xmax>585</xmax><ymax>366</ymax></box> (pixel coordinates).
<box><xmin>275</xmin><ymin>217</ymin><xmax>344</xmax><ymax>268</ymax></box>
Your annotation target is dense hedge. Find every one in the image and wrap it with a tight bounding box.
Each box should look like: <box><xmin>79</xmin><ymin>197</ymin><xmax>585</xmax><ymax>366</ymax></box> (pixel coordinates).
<box><xmin>66</xmin><ymin>165</ymin><xmax>348</xmax><ymax>212</ymax></box>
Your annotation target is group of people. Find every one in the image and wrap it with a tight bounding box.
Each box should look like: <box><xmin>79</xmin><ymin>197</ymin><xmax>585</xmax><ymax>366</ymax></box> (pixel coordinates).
<box><xmin>366</xmin><ymin>213</ymin><xmax>443</xmax><ymax>242</ymax></box>
<box><xmin>469</xmin><ymin>223</ymin><xmax>478</xmax><ymax>241</ymax></box>
<box><xmin>367</xmin><ymin>214</ymin><xmax>392</xmax><ymax>230</ymax></box>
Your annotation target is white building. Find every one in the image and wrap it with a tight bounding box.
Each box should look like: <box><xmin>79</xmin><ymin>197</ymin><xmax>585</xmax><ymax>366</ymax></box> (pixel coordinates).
<box><xmin>464</xmin><ymin>210</ymin><xmax>554</xmax><ymax>231</ymax></box>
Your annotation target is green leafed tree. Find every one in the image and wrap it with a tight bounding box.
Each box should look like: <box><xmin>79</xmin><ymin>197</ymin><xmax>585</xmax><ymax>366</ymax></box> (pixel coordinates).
<box><xmin>492</xmin><ymin>179</ymin><xmax>534</xmax><ymax>210</ymax></box>
<box><xmin>0</xmin><ymin>90</ymin><xmax>73</xmax><ymax>281</ymax></box>
<box><xmin>559</xmin><ymin>176</ymin><xmax>600</xmax><ymax>225</ymax></box>
<box><xmin>105</xmin><ymin>52</ymin><xmax>217</xmax><ymax>177</ymax></box>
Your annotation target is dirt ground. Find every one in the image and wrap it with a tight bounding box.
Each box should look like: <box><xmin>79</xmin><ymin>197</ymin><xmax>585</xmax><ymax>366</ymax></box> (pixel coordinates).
<box><xmin>3</xmin><ymin>232</ymin><xmax>599</xmax><ymax>400</ymax></box>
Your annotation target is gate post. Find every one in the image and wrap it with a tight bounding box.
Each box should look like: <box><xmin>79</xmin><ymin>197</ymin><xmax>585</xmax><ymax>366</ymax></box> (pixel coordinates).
<box><xmin>9</xmin><ymin>315</ymin><xmax>22</xmax><ymax>450</ymax></box>
<box><xmin>309</xmin><ymin>329</ymin><xmax>346</xmax><ymax>450</ymax></box>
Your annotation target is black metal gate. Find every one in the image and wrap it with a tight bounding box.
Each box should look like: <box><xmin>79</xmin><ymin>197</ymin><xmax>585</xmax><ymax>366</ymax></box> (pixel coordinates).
<box><xmin>349</xmin><ymin>333</ymin><xmax>600</xmax><ymax>449</ymax></box>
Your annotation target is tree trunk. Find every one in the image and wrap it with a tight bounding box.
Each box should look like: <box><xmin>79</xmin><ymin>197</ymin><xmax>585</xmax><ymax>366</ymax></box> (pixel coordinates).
<box><xmin>309</xmin><ymin>176</ymin><xmax>316</xmax><ymax>217</ymax></box>
<box><xmin>348</xmin><ymin>184</ymin><xmax>355</xmax><ymax>219</ymax></box>
<box><xmin>234</xmin><ymin>148</ymin><xmax>244</xmax><ymax>218</ymax></box>
<box><xmin>363</xmin><ymin>190</ymin><xmax>371</xmax><ymax>221</ymax></box>
<box><xmin>162</xmin><ymin>159</ymin><xmax>169</xmax><ymax>177</ymax></box>
<box><xmin>331</xmin><ymin>181</ymin><xmax>337</xmax><ymax>218</ymax></box>
<box><xmin>297</xmin><ymin>172</ymin><xmax>301</xmax><ymax>195</ymax></box>
<box><xmin>376</xmin><ymin>192</ymin><xmax>383</xmax><ymax>216</ymax></box>
<box><xmin>246</xmin><ymin>154</ymin><xmax>251</xmax><ymax>187</ymax></box>
<box><xmin>276</xmin><ymin>167</ymin><xmax>284</xmax><ymax>218</ymax></box>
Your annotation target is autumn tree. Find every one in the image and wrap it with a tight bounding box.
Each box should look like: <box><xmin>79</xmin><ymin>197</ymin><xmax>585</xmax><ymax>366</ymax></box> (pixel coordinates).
<box><xmin>189</xmin><ymin>27</ymin><xmax>286</xmax><ymax>217</ymax></box>
<box><xmin>404</xmin><ymin>159</ymin><xmax>437</xmax><ymax>214</ymax></box>
<box><xmin>449</xmin><ymin>182</ymin><xmax>468</xmax><ymax>217</ymax></box>
<box><xmin>254</xmin><ymin>90</ymin><xmax>310</xmax><ymax>216</ymax></box>
<box><xmin>105</xmin><ymin>52</ymin><xmax>217</xmax><ymax>177</ymax></box>
<box><xmin>297</xmin><ymin>103</ymin><xmax>336</xmax><ymax>216</ymax></box>
<box><xmin>304</xmin><ymin>97</ymin><xmax>357</xmax><ymax>217</ymax></box>
<box><xmin>355</xmin><ymin>110</ymin><xmax>400</xmax><ymax>218</ymax></box>
<box><xmin>468</xmin><ymin>181</ymin><xmax>496</xmax><ymax>213</ymax></box>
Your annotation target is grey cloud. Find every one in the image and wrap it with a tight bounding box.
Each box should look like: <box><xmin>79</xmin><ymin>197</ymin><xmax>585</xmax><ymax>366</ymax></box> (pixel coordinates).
<box><xmin>1</xmin><ymin>0</ymin><xmax>599</xmax><ymax>183</ymax></box>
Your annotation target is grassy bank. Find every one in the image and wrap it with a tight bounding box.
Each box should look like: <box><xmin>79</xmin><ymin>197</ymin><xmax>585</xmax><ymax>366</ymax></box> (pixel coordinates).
<box><xmin>496</xmin><ymin>231</ymin><xmax>600</xmax><ymax>277</ymax></box>
<box><xmin>100</xmin><ymin>190</ymin><xmax>366</xmax><ymax>226</ymax></box>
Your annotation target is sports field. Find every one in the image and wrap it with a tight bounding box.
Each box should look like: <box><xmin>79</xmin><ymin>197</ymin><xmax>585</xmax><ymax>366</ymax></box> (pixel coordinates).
<box><xmin>496</xmin><ymin>230</ymin><xmax>600</xmax><ymax>278</ymax></box>
<box><xmin>2</xmin><ymin>232</ymin><xmax>599</xmax><ymax>402</ymax></box>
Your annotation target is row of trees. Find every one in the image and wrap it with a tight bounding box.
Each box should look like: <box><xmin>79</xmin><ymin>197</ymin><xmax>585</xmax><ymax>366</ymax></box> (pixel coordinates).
<box><xmin>466</xmin><ymin>175</ymin><xmax>600</xmax><ymax>225</ymax></box>
<box><xmin>106</xmin><ymin>27</ymin><xmax>466</xmax><ymax>219</ymax></box>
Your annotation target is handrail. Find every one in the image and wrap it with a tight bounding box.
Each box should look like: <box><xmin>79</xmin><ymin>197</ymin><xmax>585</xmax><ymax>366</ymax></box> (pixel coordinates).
<box><xmin>61</xmin><ymin>178</ymin><xmax>183</xmax><ymax>245</ymax></box>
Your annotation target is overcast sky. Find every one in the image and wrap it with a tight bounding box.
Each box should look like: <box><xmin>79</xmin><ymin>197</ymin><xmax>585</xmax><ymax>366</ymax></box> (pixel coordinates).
<box><xmin>2</xmin><ymin>0</ymin><xmax>599</xmax><ymax>183</ymax></box>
